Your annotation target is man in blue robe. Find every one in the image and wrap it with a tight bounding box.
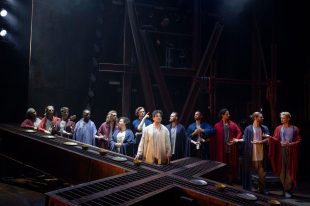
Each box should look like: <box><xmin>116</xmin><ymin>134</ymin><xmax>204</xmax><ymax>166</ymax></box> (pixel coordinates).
<box><xmin>242</xmin><ymin>111</ymin><xmax>270</xmax><ymax>194</ymax></box>
<box><xmin>186</xmin><ymin>111</ymin><xmax>215</xmax><ymax>159</ymax></box>
<box><xmin>73</xmin><ymin>109</ymin><xmax>97</xmax><ymax>145</ymax></box>
<box><xmin>132</xmin><ymin>107</ymin><xmax>152</xmax><ymax>156</ymax></box>
<box><xmin>166</xmin><ymin>112</ymin><xmax>189</xmax><ymax>160</ymax></box>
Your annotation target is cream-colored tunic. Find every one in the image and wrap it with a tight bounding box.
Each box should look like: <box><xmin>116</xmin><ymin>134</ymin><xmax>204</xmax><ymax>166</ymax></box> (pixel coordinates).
<box><xmin>137</xmin><ymin>124</ymin><xmax>171</xmax><ymax>165</ymax></box>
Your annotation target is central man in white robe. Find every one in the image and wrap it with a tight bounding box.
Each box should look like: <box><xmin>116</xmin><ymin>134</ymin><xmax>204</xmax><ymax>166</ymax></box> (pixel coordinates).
<box><xmin>135</xmin><ymin>110</ymin><xmax>171</xmax><ymax>165</ymax></box>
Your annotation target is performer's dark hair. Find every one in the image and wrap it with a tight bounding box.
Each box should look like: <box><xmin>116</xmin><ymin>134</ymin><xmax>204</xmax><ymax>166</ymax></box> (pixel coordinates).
<box><xmin>152</xmin><ymin>110</ymin><xmax>163</xmax><ymax>118</ymax></box>
<box><xmin>218</xmin><ymin>108</ymin><xmax>229</xmax><ymax>119</ymax></box>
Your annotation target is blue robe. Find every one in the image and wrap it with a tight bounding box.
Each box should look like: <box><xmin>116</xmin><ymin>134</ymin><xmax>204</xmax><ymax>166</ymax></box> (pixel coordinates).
<box><xmin>132</xmin><ymin>118</ymin><xmax>152</xmax><ymax>155</ymax></box>
<box><xmin>242</xmin><ymin>124</ymin><xmax>270</xmax><ymax>190</ymax></box>
<box><xmin>110</xmin><ymin>129</ymin><xmax>135</xmax><ymax>156</ymax></box>
<box><xmin>186</xmin><ymin>122</ymin><xmax>215</xmax><ymax>159</ymax></box>
<box><xmin>73</xmin><ymin>119</ymin><xmax>97</xmax><ymax>146</ymax></box>
<box><xmin>166</xmin><ymin>123</ymin><xmax>189</xmax><ymax>160</ymax></box>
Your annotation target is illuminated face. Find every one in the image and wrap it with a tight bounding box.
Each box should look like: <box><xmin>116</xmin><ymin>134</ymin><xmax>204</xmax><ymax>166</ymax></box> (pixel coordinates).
<box><xmin>118</xmin><ymin>118</ymin><xmax>125</xmax><ymax>129</ymax></box>
<box><xmin>222</xmin><ymin>111</ymin><xmax>230</xmax><ymax>121</ymax></box>
<box><xmin>153</xmin><ymin>113</ymin><xmax>162</xmax><ymax>123</ymax></box>
<box><xmin>30</xmin><ymin>111</ymin><xmax>37</xmax><ymax>118</ymax></box>
<box><xmin>138</xmin><ymin>109</ymin><xmax>145</xmax><ymax>118</ymax></box>
<box><xmin>46</xmin><ymin>106</ymin><xmax>54</xmax><ymax>115</ymax></box>
<box><xmin>255</xmin><ymin>114</ymin><xmax>264</xmax><ymax>124</ymax></box>
<box><xmin>169</xmin><ymin>113</ymin><xmax>177</xmax><ymax>122</ymax></box>
<box><xmin>61</xmin><ymin>109</ymin><xmax>69</xmax><ymax>119</ymax></box>
<box><xmin>111</xmin><ymin>112</ymin><xmax>117</xmax><ymax>121</ymax></box>
<box><xmin>83</xmin><ymin>110</ymin><xmax>91</xmax><ymax>120</ymax></box>
<box><xmin>194</xmin><ymin>112</ymin><xmax>202</xmax><ymax>121</ymax></box>
<box><xmin>281</xmin><ymin>115</ymin><xmax>289</xmax><ymax>124</ymax></box>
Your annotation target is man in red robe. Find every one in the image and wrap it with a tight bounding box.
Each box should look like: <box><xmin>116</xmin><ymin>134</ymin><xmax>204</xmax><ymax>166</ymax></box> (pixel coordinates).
<box><xmin>37</xmin><ymin>105</ymin><xmax>60</xmax><ymax>134</ymax></box>
<box><xmin>20</xmin><ymin>108</ymin><xmax>41</xmax><ymax>129</ymax></box>
<box><xmin>269</xmin><ymin>112</ymin><xmax>301</xmax><ymax>198</ymax></box>
<box><xmin>210</xmin><ymin>108</ymin><xmax>242</xmax><ymax>184</ymax></box>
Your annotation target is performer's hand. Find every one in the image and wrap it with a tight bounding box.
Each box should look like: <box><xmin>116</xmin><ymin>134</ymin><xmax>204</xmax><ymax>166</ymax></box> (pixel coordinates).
<box><xmin>232</xmin><ymin>138</ymin><xmax>239</xmax><ymax>143</ymax></box>
<box><xmin>263</xmin><ymin>134</ymin><xmax>271</xmax><ymax>138</ymax></box>
<box><xmin>227</xmin><ymin>139</ymin><xmax>235</xmax><ymax>145</ymax></box>
<box><xmin>44</xmin><ymin>130</ymin><xmax>51</xmax><ymax>134</ymax></box>
<box><xmin>144</xmin><ymin>112</ymin><xmax>150</xmax><ymax>119</ymax></box>
<box><xmin>115</xmin><ymin>143</ymin><xmax>121</xmax><ymax>147</ymax></box>
<box><xmin>192</xmin><ymin>129</ymin><xmax>199</xmax><ymax>136</ymax></box>
<box><xmin>203</xmin><ymin>138</ymin><xmax>209</xmax><ymax>142</ymax></box>
<box><xmin>198</xmin><ymin>128</ymin><xmax>205</xmax><ymax>133</ymax></box>
<box><xmin>102</xmin><ymin>135</ymin><xmax>108</xmax><ymax>141</ymax></box>
<box><xmin>134</xmin><ymin>154</ymin><xmax>140</xmax><ymax>160</ymax></box>
<box><xmin>191</xmin><ymin>140</ymin><xmax>197</xmax><ymax>145</ymax></box>
<box><xmin>281</xmin><ymin>142</ymin><xmax>289</xmax><ymax>147</ymax></box>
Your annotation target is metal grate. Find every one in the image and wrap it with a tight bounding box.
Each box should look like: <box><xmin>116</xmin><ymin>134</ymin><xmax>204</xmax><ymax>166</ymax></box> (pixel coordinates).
<box><xmin>56</xmin><ymin>169</ymin><xmax>158</xmax><ymax>201</ymax></box>
<box><xmin>144</xmin><ymin>157</ymin><xmax>202</xmax><ymax>172</ymax></box>
<box><xmin>173</xmin><ymin>178</ymin><xmax>295</xmax><ymax>206</ymax></box>
<box><xmin>80</xmin><ymin>176</ymin><xmax>174</xmax><ymax>206</ymax></box>
<box><xmin>173</xmin><ymin>160</ymin><xmax>220</xmax><ymax>179</ymax></box>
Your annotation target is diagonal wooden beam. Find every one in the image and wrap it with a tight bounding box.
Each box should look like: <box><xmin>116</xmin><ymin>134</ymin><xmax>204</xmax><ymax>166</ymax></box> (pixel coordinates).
<box><xmin>126</xmin><ymin>0</ymin><xmax>155</xmax><ymax>111</ymax></box>
<box><xmin>180</xmin><ymin>22</ymin><xmax>224</xmax><ymax>125</ymax></box>
<box><xmin>140</xmin><ymin>30</ymin><xmax>174</xmax><ymax>114</ymax></box>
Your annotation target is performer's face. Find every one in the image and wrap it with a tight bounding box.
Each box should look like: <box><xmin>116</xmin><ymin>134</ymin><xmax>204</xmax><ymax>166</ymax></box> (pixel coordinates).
<box><xmin>30</xmin><ymin>111</ymin><xmax>37</xmax><ymax>118</ymax></box>
<box><xmin>280</xmin><ymin>115</ymin><xmax>289</xmax><ymax>124</ymax></box>
<box><xmin>83</xmin><ymin>110</ymin><xmax>91</xmax><ymax>121</ymax></box>
<box><xmin>169</xmin><ymin>113</ymin><xmax>177</xmax><ymax>122</ymax></box>
<box><xmin>153</xmin><ymin>113</ymin><xmax>162</xmax><ymax>123</ymax></box>
<box><xmin>118</xmin><ymin>118</ymin><xmax>125</xmax><ymax>129</ymax></box>
<box><xmin>138</xmin><ymin>109</ymin><xmax>145</xmax><ymax>118</ymax></box>
<box><xmin>194</xmin><ymin>112</ymin><xmax>202</xmax><ymax>121</ymax></box>
<box><xmin>222</xmin><ymin>111</ymin><xmax>230</xmax><ymax>121</ymax></box>
<box><xmin>46</xmin><ymin>106</ymin><xmax>54</xmax><ymax>116</ymax></box>
<box><xmin>61</xmin><ymin>110</ymin><xmax>69</xmax><ymax>119</ymax></box>
<box><xmin>255</xmin><ymin>114</ymin><xmax>264</xmax><ymax>124</ymax></box>
<box><xmin>110</xmin><ymin>112</ymin><xmax>117</xmax><ymax>121</ymax></box>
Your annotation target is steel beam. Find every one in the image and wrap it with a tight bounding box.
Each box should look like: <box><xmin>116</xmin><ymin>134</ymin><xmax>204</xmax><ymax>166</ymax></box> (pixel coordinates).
<box><xmin>126</xmin><ymin>0</ymin><xmax>155</xmax><ymax>112</ymax></box>
<box><xmin>180</xmin><ymin>22</ymin><xmax>224</xmax><ymax>125</ymax></box>
<box><xmin>140</xmin><ymin>31</ymin><xmax>174</xmax><ymax>114</ymax></box>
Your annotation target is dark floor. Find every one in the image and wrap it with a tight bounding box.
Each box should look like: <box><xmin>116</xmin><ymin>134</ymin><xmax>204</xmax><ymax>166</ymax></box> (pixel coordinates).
<box><xmin>232</xmin><ymin>181</ymin><xmax>310</xmax><ymax>206</ymax></box>
<box><xmin>1</xmin><ymin>155</ymin><xmax>310</xmax><ymax>206</ymax></box>
<box><xmin>0</xmin><ymin>183</ymin><xmax>45</xmax><ymax>206</ymax></box>
<box><xmin>1</xmin><ymin>180</ymin><xmax>310</xmax><ymax>206</ymax></box>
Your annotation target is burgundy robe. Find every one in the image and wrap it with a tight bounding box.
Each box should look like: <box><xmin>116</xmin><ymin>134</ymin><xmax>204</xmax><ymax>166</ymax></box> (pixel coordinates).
<box><xmin>20</xmin><ymin>119</ymin><xmax>35</xmax><ymax>129</ymax></box>
<box><xmin>210</xmin><ymin>120</ymin><xmax>242</xmax><ymax>179</ymax></box>
<box><xmin>37</xmin><ymin>116</ymin><xmax>60</xmax><ymax>133</ymax></box>
<box><xmin>55</xmin><ymin>118</ymin><xmax>75</xmax><ymax>137</ymax></box>
<box><xmin>268</xmin><ymin>125</ymin><xmax>301</xmax><ymax>186</ymax></box>
<box><xmin>97</xmin><ymin>122</ymin><xmax>118</xmax><ymax>149</ymax></box>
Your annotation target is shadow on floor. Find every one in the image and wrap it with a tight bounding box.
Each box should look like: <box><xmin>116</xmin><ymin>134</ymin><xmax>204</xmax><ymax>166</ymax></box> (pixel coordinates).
<box><xmin>0</xmin><ymin>183</ymin><xmax>45</xmax><ymax>206</ymax></box>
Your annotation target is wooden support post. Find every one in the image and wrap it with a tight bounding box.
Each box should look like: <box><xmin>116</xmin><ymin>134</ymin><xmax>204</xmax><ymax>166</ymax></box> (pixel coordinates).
<box><xmin>126</xmin><ymin>0</ymin><xmax>155</xmax><ymax>111</ymax></box>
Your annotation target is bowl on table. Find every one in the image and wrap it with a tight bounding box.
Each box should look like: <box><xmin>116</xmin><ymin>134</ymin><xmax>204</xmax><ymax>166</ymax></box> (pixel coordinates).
<box><xmin>99</xmin><ymin>149</ymin><xmax>108</xmax><ymax>156</ymax></box>
<box><xmin>268</xmin><ymin>199</ymin><xmax>281</xmax><ymax>205</ymax></box>
<box><xmin>215</xmin><ymin>183</ymin><xmax>226</xmax><ymax>191</ymax></box>
<box><xmin>81</xmin><ymin>144</ymin><xmax>89</xmax><ymax>150</ymax></box>
<box><xmin>133</xmin><ymin>159</ymin><xmax>142</xmax><ymax>166</ymax></box>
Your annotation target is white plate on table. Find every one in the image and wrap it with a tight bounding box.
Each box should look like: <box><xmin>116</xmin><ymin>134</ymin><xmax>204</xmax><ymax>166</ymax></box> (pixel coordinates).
<box><xmin>63</xmin><ymin>141</ymin><xmax>78</xmax><ymax>146</ymax></box>
<box><xmin>111</xmin><ymin>156</ymin><xmax>127</xmax><ymax>162</ymax></box>
<box><xmin>190</xmin><ymin>179</ymin><xmax>208</xmax><ymax>186</ymax></box>
<box><xmin>236</xmin><ymin>193</ymin><xmax>257</xmax><ymax>201</ymax></box>
<box><xmin>24</xmin><ymin>129</ymin><xmax>37</xmax><ymax>133</ymax></box>
<box><xmin>42</xmin><ymin>135</ymin><xmax>56</xmax><ymax>139</ymax></box>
